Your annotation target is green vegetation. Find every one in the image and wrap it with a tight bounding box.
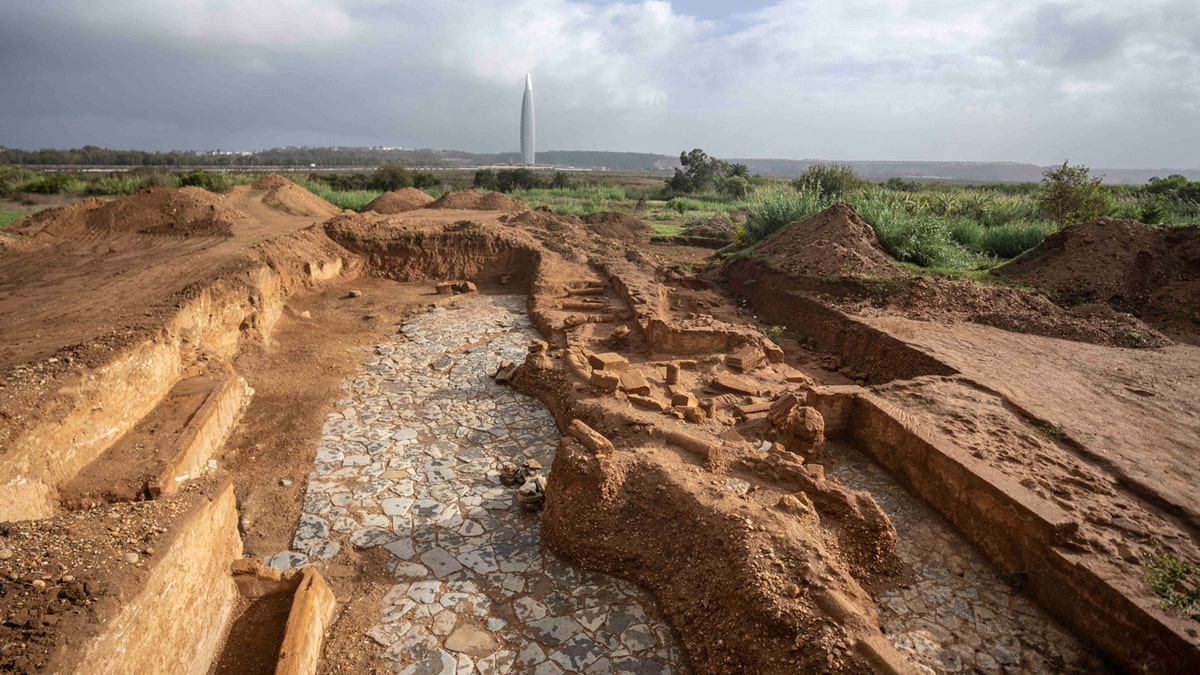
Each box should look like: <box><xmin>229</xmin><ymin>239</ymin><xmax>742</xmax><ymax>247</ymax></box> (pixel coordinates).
<box><xmin>2</xmin><ymin>155</ymin><xmax>1197</xmax><ymax>278</ymax></box>
<box><xmin>287</xmin><ymin>177</ymin><xmax>382</xmax><ymax>211</ymax></box>
<box><xmin>1142</xmin><ymin>544</ymin><xmax>1200</xmax><ymax>620</ymax></box>
<box><xmin>1</xmin><ymin>210</ymin><xmax>27</xmax><ymax>227</ymax></box>
<box><xmin>1036</xmin><ymin>161</ymin><xmax>1114</xmax><ymax>227</ymax></box>
<box><xmin>791</xmin><ymin>163</ymin><xmax>861</xmax><ymax>200</ymax></box>
<box><xmin>741</xmin><ymin>186</ymin><xmax>834</xmax><ymax>246</ymax></box>
<box><xmin>664</xmin><ymin>149</ymin><xmax>752</xmax><ymax>199</ymax></box>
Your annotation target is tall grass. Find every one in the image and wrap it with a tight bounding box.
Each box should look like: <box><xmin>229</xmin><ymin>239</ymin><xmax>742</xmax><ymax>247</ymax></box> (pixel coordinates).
<box><xmin>849</xmin><ymin>188</ymin><xmax>979</xmax><ymax>269</ymax></box>
<box><xmin>289</xmin><ymin>177</ymin><xmax>381</xmax><ymax>211</ymax></box>
<box><xmin>741</xmin><ymin>186</ymin><xmax>835</xmax><ymax>246</ymax></box>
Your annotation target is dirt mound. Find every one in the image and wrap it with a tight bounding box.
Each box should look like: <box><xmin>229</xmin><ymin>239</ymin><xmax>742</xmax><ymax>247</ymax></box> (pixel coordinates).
<box><xmin>11</xmin><ymin>188</ymin><xmax>245</xmax><ymax>239</ymax></box>
<box><xmin>755</xmin><ymin>203</ymin><xmax>902</xmax><ymax>278</ymax></box>
<box><xmin>684</xmin><ymin>214</ymin><xmax>736</xmax><ymax>239</ymax></box>
<box><xmin>249</xmin><ymin>174</ymin><xmax>292</xmax><ymax>191</ymax></box>
<box><xmin>996</xmin><ymin>217</ymin><xmax>1200</xmax><ymax>340</ymax></box>
<box><xmin>881</xmin><ymin>276</ymin><xmax>1169</xmax><ymax>348</ymax></box>
<box><xmin>426</xmin><ymin>190</ymin><xmax>528</xmax><ymax>212</ymax></box>
<box><xmin>361</xmin><ymin>188</ymin><xmax>433</xmax><ymax>214</ymax></box>
<box><xmin>580</xmin><ymin>211</ymin><xmax>650</xmax><ymax>241</ymax></box>
<box><xmin>251</xmin><ymin>175</ymin><xmax>341</xmax><ymax>218</ymax></box>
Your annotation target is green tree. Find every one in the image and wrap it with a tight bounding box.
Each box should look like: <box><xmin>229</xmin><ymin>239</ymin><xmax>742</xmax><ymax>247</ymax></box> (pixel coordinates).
<box><xmin>495</xmin><ymin>168</ymin><xmax>538</xmax><ymax>192</ymax></box>
<box><xmin>473</xmin><ymin>169</ymin><xmax>498</xmax><ymax>191</ymax></box>
<box><xmin>1036</xmin><ymin>161</ymin><xmax>1113</xmax><ymax>226</ymax></box>
<box><xmin>678</xmin><ymin>148</ymin><xmax>728</xmax><ymax>193</ymax></box>
<box><xmin>550</xmin><ymin>171</ymin><xmax>571</xmax><ymax>189</ymax></box>
<box><xmin>372</xmin><ymin>162</ymin><xmax>412</xmax><ymax>191</ymax></box>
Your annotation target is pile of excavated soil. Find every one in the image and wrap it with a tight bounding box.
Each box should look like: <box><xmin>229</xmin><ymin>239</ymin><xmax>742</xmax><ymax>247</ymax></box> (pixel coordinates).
<box><xmin>10</xmin><ymin>187</ymin><xmax>246</xmax><ymax>239</ymax></box>
<box><xmin>755</xmin><ymin>203</ymin><xmax>902</xmax><ymax>278</ymax></box>
<box><xmin>251</xmin><ymin>175</ymin><xmax>342</xmax><ymax>219</ymax></box>
<box><xmin>876</xmin><ymin>276</ymin><xmax>1169</xmax><ymax>348</ymax></box>
<box><xmin>580</xmin><ymin>211</ymin><xmax>650</xmax><ymax>241</ymax></box>
<box><xmin>996</xmin><ymin>217</ymin><xmax>1200</xmax><ymax>341</ymax></box>
<box><xmin>361</xmin><ymin>188</ymin><xmax>433</xmax><ymax>214</ymax></box>
<box><xmin>426</xmin><ymin>190</ymin><xmax>528</xmax><ymax>212</ymax></box>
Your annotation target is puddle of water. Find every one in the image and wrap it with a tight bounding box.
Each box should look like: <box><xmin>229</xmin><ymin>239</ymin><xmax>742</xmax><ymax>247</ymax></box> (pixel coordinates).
<box><xmin>827</xmin><ymin>440</ymin><xmax>1110</xmax><ymax>675</ymax></box>
<box><xmin>279</xmin><ymin>295</ymin><xmax>682</xmax><ymax>675</ymax></box>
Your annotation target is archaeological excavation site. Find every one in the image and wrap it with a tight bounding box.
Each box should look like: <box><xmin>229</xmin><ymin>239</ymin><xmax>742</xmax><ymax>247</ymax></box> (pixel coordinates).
<box><xmin>1</xmin><ymin>177</ymin><xmax>1198</xmax><ymax>674</ymax></box>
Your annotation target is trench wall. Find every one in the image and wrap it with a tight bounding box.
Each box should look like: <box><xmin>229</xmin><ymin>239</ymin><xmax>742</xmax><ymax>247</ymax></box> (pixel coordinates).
<box><xmin>811</xmin><ymin>388</ymin><xmax>1200</xmax><ymax>674</ymax></box>
<box><xmin>58</xmin><ymin>481</ymin><xmax>243</xmax><ymax>674</ymax></box>
<box><xmin>724</xmin><ymin>258</ymin><xmax>955</xmax><ymax>383</ymax></box>
<box><xmin>0</xmin><ymin>246</ymin><xmax>354</xmax><ymax>521</ymax></box>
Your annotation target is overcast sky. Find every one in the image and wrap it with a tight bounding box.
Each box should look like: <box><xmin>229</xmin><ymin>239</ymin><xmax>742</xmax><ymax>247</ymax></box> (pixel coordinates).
<box><xmin>1</xmin><ymin>0</ymin><xmax>1196</xmax><ymax>168</ymax></box>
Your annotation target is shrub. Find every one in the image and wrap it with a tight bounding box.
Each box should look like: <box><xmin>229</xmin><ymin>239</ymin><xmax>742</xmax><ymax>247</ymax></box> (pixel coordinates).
<box><xmin>22</xmin><ymin>173</ymin><xmax>86</xmax><ymax>195</ymax></box>
<box><xmin>473</xmin><ymin>169</ymin><xmax>497</xmax><ymax>191</ymax></box>
<box><xmin>1037</xmin><ymin>161</ymin><xmax>1113</xmax><ymax>226</ymax></box>
<box><xmin>178</xmin><ymin>170</ymin><xmax>245</xmax><ymax>193</ymax></box>
<box><xmin>791</xmin><ymin>163</ymin><xmax>860</xmax><ymax>200</ymax></box>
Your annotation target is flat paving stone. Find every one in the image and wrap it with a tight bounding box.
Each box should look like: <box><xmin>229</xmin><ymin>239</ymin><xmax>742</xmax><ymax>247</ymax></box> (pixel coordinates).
<box><xmin>830</xmin><ymin>440</ymin><xmax>1112</xmax><ymax>675</ymax></box>
<box><xmin>283</xmin><ymin>295</ymin><xmax>681</xmax><ymax>673</ymax></box>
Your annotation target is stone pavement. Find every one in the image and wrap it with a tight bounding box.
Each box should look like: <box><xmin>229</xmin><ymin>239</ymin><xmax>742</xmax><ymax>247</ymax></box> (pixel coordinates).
<box><xmin>276</xmin><ymin>295</ymin><xmax>682</xmax><ymax>675</ymax></box>
<box><xmin>829</xmin><ymin>442</ymin><xmax>1110</xmax><ymax>675</ymax></box>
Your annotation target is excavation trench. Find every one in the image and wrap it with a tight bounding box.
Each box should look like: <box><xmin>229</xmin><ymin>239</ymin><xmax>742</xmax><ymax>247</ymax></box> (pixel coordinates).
<box><xmin>275</xmin><ymin>293</ymin><xmax>682</xmax><ymax>673</ymax></box>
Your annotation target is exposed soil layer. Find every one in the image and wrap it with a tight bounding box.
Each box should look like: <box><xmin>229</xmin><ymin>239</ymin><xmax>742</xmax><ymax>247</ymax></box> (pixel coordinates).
<box><xmin>996</xmin><ymin>217</ymin><xmax>1200</xmax><ymax>342</ymax></box>
<box><xmin>60</xmin><ymin>371</ymin><xmax>226</xmax><ymax>508</ymax></box>
<box><xmin>362</xmin><ymin>188</ymin><xmax>434</xmax><ymax>214</ymax></box>
<box><xmin>0</xmin><ymin>480</ymin><xmax>222</xmax><ymax>673</ymax></box>
<box><xmin>426</xmin><ymin>190</ymin><xmax>528</xmax><ymax>212</ymax></box>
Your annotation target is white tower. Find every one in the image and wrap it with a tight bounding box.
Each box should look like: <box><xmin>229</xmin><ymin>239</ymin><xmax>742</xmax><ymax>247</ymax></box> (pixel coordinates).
<box><xmin>520</xmin><ymin>74</ymin><xmax>535</xmax><ymax>166</ymax></box>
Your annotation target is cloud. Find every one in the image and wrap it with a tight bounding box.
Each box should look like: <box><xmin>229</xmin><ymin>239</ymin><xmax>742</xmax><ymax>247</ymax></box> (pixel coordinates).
<box><xmin>0</xmin><ymin>0</ymin><xmax>1196</xmax><ymax>167</ymax></box>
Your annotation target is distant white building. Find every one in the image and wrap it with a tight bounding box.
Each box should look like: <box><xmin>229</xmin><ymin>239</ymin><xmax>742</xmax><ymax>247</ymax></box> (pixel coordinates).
<box><xmin>520</xmin><ymin>74</ymin><xmax>535</xmax><ymax>166</ymax></box>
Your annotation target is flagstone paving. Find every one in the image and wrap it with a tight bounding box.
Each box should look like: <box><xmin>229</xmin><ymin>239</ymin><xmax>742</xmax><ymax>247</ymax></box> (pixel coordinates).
<box><xmin>829</xmin><ymin>442</ymin><xmax>1110</xmax><ymax>675</ymax></box>
<box><xmin>276</xmin><ymin>295</ymin><xmax>682</xmax><ymax>675</ymax></box>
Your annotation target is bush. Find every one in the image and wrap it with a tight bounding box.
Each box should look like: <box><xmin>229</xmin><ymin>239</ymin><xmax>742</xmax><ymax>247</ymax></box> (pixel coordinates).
<box><xmin>791</xmin><ymin>163</ymin><xmax>860</xmax><ymax>200</ymax></box>
<box><xmin>1037</xmin><ymin>161</ymin><xmax>1113</xmax><ymax>226</ymax></box>
<box><xmin>178</xmin><ymin>170</ymin><xmax>244</xmax><ymax>193</ymax></box>
<box><xmin>22</xmin><ymin>173</ymin><xmax>86</xmax><ymax>195</ymax></box>
<box><xmin>85</xmin><ymin>173</ymin><xmax>145</xmax><ymax>196</ymax></box>
<box><xmin>0</xmin><ymin>165</ymin><xmax>38</xmax><ymax>197</ymax></box>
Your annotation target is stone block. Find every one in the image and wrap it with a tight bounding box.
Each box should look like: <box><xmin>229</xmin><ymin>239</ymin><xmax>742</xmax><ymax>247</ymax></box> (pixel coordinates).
<box><xmin>590</xmin><ymin>371</ymin><xmax>620</xmax><ymax>393</ymax></box>
<box><xmin>619</xmin><ymin>369</ymin><xmax>651</xmax><ymax>396</ymax></box>
<box><xmin>587</xmin><ymin>351</ymin><xmax>630</xmax><ymax>372</ymax></box>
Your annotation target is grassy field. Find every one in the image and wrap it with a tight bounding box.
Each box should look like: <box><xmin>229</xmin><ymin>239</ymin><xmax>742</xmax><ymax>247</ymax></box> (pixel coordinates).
<box><xmin>2</xmin><ymin>164</ymin><xmax>1196</xmax><ymax>276</ymax></box>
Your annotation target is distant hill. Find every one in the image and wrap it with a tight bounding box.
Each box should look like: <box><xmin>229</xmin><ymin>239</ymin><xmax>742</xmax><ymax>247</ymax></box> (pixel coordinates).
<box><xmin>3</xmin><ymin>144</ymin><xmax>1196</xmax><ymax>184</ymax></box>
